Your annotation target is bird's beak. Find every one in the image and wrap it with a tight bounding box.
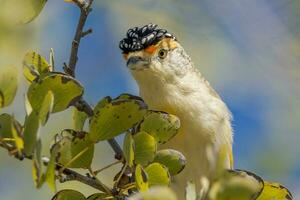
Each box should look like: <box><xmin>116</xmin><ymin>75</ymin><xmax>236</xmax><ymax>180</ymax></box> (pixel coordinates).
<box><xmin>126</xmin><ymin>56</ymin><xmax>150</xmax><ymax>70</ymax></box>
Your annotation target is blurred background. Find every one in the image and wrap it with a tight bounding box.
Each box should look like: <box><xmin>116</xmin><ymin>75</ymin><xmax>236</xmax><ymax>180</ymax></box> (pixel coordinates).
<box><xmin>0</xmin><ymin>0</ymin><xmax>299</xmax><ymax>199</ymax></box>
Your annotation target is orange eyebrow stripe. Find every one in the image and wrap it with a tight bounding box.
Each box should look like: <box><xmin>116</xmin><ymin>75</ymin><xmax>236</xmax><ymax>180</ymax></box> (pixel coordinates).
<box><xmin>145</xmin><ymin>45</ymin><xmax>157</xmax><ymax>54</ymax></box>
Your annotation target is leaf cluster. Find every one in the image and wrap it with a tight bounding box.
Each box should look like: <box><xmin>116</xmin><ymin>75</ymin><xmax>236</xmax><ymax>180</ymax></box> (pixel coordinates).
<box><xmin>0</xmin><ymin>50</ymin><xmax>186</xmax><ymax>199</ymax></box>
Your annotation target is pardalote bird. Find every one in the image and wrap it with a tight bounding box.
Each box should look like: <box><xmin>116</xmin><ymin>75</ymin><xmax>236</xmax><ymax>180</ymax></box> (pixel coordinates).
<box><xmin>119</xmin><ymin>23</ymin><xmax>233</xmax><ymax>196</ymax></box>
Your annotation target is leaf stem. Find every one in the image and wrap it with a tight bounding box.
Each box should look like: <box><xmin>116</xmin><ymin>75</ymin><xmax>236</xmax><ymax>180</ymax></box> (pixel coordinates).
<box><xmin>115</xmin><ymin>163</ymin><xmax>128</xmax><ymax>188</ymax></box>
<box><xmin>59</xmin><ymin>146</ymin><xmax>90</xmax><ymax>172</ymax></box>
<box><xmin>94</xmin><ymin>160</ymin><xmax>122</xmax><ymax>175</ymax></box>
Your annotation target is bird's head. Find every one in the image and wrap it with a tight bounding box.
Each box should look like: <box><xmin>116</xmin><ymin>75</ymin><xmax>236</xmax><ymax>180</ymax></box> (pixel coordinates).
<box><xmin>119</xmin><ymin>24</ymin><xmax>192</xmax><ymax>84</ymax></box>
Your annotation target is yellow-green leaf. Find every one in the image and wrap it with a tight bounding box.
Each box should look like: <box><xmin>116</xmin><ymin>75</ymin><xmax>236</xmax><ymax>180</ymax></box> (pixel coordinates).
<box><xmin>0</xmin><ymin>113</ymin><xmax>17</xmax><ymax>139</ymax></box>
<box><xmin>123</xmin><ymin>132</ymin><xmax>134</xmax><ymax>167</ymax></box>
<box><xmin>23</xmin><ymin>51</ymin><xmax>51</xmax><ymax>83</ymax></box>
<box><xmin>0</xmin><ymin>94</ymin><xmax>3</xmax><ymax>109</ymax></box>
<box><xmin>116</xmin><ymin>93</ymin><xmax>145</xmax><ymax>102</ymax></box>
<box><xmin>133</xmin><ymin>131</ymin><xmax>157</xmax><ymax>166</ymax></box>
<box><xmin>89</xmin><ymin>96</ymin><xmax>147</xmax><ymax>142</ymax></box>
<box><xmin>23</xmin><ymin>110</ymin><xmax>40</xmax><ymax>156</ymax></box>
<box><xmin>39</xmin><ymin>91</ymin><xmax>54</xmax><ymax>126</ymax></box>
<box><xmin>208</xmin><ymin>169</ymin><xmax>264</xmax><ymax>200</ymax></box>
<box><xmin>0</xmin><ymin>0</ymin><xmax>47</xmax><ymax>25</ymax></box>
<box><xmin>144</xmin><ymin>163</ymin><xmax>170</xmax><ymax>187</ymax></box>
<box><xmin>25</xmin><ymin>94</ymin><xmax>33</xmax><ymax>115</ymax></box>
<box><xmin>53</xmin><ymin>130</ymin><xmax>94</xmax><ymax>168</ymax></box>
<box><xmin>0</xmin><ymin>114</ymin><xmax>22</xmax><ymax>148</ymax></box>
<box><xmin>11</xmin><ymin>118</ymin><xmax>24</xmax><ymax>154</ymax></box>
<box><xmin>46</xmin><ymin>145</ymin><xmax>59</xmax><ymax>192</ymax></box>
<box><xmin>27</xmin><ymin>72</ymin><xmax>84</xmax><ymax>113</ymax></box>
<box><xmin>0</xmin><ymin>66</ymin><xmax>18</xmax><ymax>108</ymax></box>
<box><xmin>139</xmin><ymin>112</ymin><xmax>180</xmax><ymax>143</ymax></box>
<box><xmin>257</xmin><ymin>181</ymin><xmax>293</xmax><ymax>200</ymax></box>
<box><xmin>32</xmin><ymin>139</ymin><xmax>45</xmax><ymax>188</ymax></box>
<box><xmin>135</xmin><ymin>164</ymin><xmax>149</xmax><ymax>192</ymax></box>
<box><xmin>11</xmin><ymin>120</ymin><xmax>24</xmax><ymax>154</ymax></box>
<box><xmin>52</xmin><ymin>189</ymin><xmax>86</xmax><ymax>200</ymax></box>
<box><xmin>73</xmin><ymin>107</ymin><xmax>88</xmax><ymax>131</ymax></box>
<box><xmin>153</xmin><ymin>149</ymin><xmax>186</xmax><ymax>176</ymax></box>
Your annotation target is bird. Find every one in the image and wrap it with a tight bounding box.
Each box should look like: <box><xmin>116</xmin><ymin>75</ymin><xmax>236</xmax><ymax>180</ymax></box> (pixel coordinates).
<box><xmin>119</xmin><ymin>23</ymin><xmax>233</xmax><ymax>197</ymax></box>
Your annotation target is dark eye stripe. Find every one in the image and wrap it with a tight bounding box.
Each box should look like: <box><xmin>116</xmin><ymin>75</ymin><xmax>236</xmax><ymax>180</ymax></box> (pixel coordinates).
<box><xmin>119</xmin><ymin>23</ymin><xmax>176</xmax><ymax>54</ymax></box>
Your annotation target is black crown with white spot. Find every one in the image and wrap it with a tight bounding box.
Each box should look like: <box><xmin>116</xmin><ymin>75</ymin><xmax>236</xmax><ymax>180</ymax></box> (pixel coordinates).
<box><xmin>119</xmin><ymin>23</ymin><xmax>176</xmax><ymax>54</ymax></box>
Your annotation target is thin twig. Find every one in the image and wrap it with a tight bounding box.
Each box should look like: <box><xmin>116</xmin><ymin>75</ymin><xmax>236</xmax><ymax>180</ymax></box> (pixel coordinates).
<box><xmin>43</xmin><ymin>157</ymin><xmax>112</xmax><ymax>194</ymax></box>
<box><xmin>108</xmin><ymin>139</ymin><xmax>124</xmax><ymax>160</ymax></box>
<box><xmin>115</xmin><ymin>163</ymin><xmax>128</xmax><ymax>187</ymax></box>
<box><xmin>58</xmin><ymin>146</ymin><xmax>91</xmax><ymax>173</ymax></box>
<box><xmin>67</xmin><ymin>0</ymin><xmax>91</xmax><ymax>76</ymax></box>
<box><xmin>81</xmin><ymin>28</ymin><xmax>93</xmax><ymax>38</ymax></box>
<box><xmin>94</xmin><ymin>160</ymin><xmax>122</xmax><ymax>175</ymax></box>
<box><xmin>74</xmin><ymin>99</ymin><xmax>94</xmax><ymax>116</ymax></box>
<box><xmin>64</xmin><ymin>0</ymin><xmax>124</xmax><ymax>160</ymax></box>
<box><xmin>0</xmin><ymin>143</ymin><xmax>111</xmax><ymax>193</ymax></box>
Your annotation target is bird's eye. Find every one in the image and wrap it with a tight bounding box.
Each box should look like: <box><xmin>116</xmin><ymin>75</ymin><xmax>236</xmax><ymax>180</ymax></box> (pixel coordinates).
<box><xmin>158</xmin><ymin>49</ymin><xmax>168</xmax><ymax>59</ymax></box>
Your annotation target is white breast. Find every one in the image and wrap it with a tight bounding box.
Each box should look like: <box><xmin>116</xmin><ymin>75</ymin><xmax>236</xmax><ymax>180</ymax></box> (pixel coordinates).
<box><xmin>136</xmin><ymin>68</ymin><xmax>233</xmax><ymax>191</ymax></box>
<box><xmin>130</xmin><ymin>47</ymin><xmax>233</xmax><ymax>196</ymax></box>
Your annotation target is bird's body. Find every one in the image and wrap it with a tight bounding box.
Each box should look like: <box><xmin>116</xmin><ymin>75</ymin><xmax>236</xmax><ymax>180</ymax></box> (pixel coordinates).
<box><xmin>119</xmin><ymin>24</ymin><xmax>233</xmax><ymax>196</ymax></box>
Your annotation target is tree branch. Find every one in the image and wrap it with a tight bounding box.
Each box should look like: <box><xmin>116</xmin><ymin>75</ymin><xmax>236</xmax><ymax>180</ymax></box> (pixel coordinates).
<box><xmin>0</xmin><ymin>142</ymin><xmax>111</xmax><ymax>193</ymax></box>
<box><xmin>64</xmin><ymin>0</ymin><xmax>93</xmax><ymax>76</ymax></box>
<box><xmin>63</xmin><ymin>0</ymin><xmax>124</xmax><ymax>160</ymax></box>
<box><xmin>43</xmin><ymin>157</ymin><xmax>112</xmax><ymax>194</ymax></box>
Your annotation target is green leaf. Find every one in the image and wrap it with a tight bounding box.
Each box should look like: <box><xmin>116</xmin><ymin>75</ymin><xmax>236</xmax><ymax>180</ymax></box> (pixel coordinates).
<box><xmin>208</xmin><ymin>169</ymin><xmax>264</xmax><ymax>200</ymax></box>
<box><xmin>256</xmin><ymin>181</ymin><xmax>293</xmax><ymax>200</ymax></box>
<box><xmin>123</xmin><ymin>132</ymin><xmax>134</xmax><ymax>167</ymax></box>
<box><xmin>73</xmin><ymin>107</ymin><xmax>88</xmax><ymax>131</ymax></box>
<box><xmin>135</xmin><ymin>164</ymin><xmax>149</xmax><ymax>192</ymax></box>
<box><xmin>32</xmin><ymin>139</ymin><xmax>45</xmax><ymax>188</ymax></box>
<box><xmin>153</xmin><ymin>149</ymin><xmax>186</xmax><ymax>176</ymax></box>
<box><xmin>139</xmin><ymin>111</ymin><xmax>180</xmax><ymax>143</ymax></box>
<box><xmin>115</xmin><ymin>93</ymin><xmax>145</xmax><ymax>102</ymax></box>
<box><xmin>185</xmin><ymin>181</ymin><xmax>197</xmax><ymax>200</ymax></box>
<box><xmin>133</xmin><ymin>131</ymin><xmax>157</xmax><ymax>166</ymax></box>
<box><xmin>89</xmin><ymin>96</ymin><xmax>147</xmax><ymax>142</ymax></box>
<box><xmin>11</xmin><ymin>117</ymin><xmax>24</xmax><ymax>154</ymax></box>
<box><xmin>39</xmin><ymin>91</ymin><xmax>54</xmax><ymax>126</ymax></box>
<box><xmin>0</xmin><ymin>113</ymin><xmax>13</xmax><ymax>139</ymax></box>
<box><xmin>0</xmin><ymin>114</ymin><xmax>23</xmax><ymax>151</ymax></box>
<box><xmin>144</xmin><ymin>163</ymin><xmax>170</xmax><ymax>187</ymax></box>
<box><xmin>0</xmin><ymin>66</ymin><xmax>18</xmax><ymax>108</ymax></box>
<box><xmin>23</xmin><ymin>110</ymin><xmax>40</xmax><ymax>156</ymax></box>
<box><xmin>25</xmin><ymin>94</ymin><xmax>33</xmax><ymax>115</ymax></box>
<box><xmin>23</xmin><ymin>51</ymin><xmax>52</xmax><ymax>83</ymax></box>
<box><xmin>27</xmin><ymin>72</ymin><xmax>84</xmax><ymax>113</ymax></box>
<box><xmin>0</xmin><ymin>0</ymin><xmax>47</xmax><ymax>25</ymax></box>
<box><xmin>52</xmin><ymin>189</ymin><xmax>86</xmax><ymax>200</ymax></box>
<box><xmin>129</xmin><ymin>186</ymin><xmax>177</xmax><ymax>200</ymax></box>
<box><xmin>0</xmin><ymin>94</ymin><xmax>3</xmax><ymax>109</ymax></box>
<box><xmin>0</xmin><ymin>113</ymin><xmax>20</xmax><ymax>139</ymax></box>
<box><xmin>53</xmin><ymin>129</ymin><xmax>94</xmax><ymax>168</ymax></box>
<box><xmin>46</xmin><ymin>145</ymin><xmax>59</xmax><ymax>192</ymax></box>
